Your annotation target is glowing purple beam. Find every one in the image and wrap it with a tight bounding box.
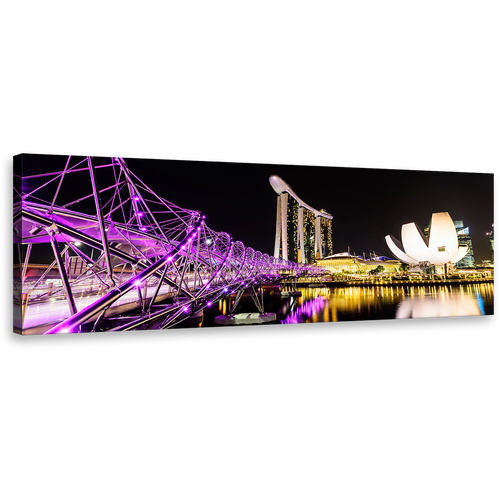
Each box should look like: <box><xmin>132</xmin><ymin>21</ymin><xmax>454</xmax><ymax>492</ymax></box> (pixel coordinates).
<box><xmin>43</xmin><ymin>232</ymin><xmax>194</xmax><ymax>334</ymax></box>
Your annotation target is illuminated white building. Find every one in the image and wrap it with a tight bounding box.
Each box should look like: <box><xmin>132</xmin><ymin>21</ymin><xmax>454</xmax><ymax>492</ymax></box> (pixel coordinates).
<box><xmin>424</xmin><ymin>219</ymin><xmax>476</xmax><ymax>268</ymax></box>
<box><xmin>385</xmin><ymin>212</ymin><xmax>469</xmax><ymax>272</ymax></box>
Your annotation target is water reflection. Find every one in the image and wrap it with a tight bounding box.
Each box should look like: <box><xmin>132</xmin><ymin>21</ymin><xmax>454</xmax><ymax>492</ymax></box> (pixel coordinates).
<box><xmin>279</xmin><ymin>284</ymin><xmax>494</xmax><ymax>324</ymax></box>
<box><xmin>281</xmin><ymin>295</ymin><xmax>328</xmax><ymax>324</ymax></box>
<box><xmin>396</xmin><ymin>292</ymin><xmax>481</xmax><ymax>318</ymax></box>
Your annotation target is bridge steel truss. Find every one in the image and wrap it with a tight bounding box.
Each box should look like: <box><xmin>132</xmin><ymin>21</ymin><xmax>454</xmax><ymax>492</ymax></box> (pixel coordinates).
<box><xmin>14</xmin><ymin>156</ymin><xmax>321</xmax><ymax>334</ymax></box>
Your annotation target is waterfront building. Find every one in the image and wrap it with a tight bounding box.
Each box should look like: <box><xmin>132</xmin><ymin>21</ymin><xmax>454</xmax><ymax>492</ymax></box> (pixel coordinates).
<box><xmin>487</xmin><ymin>224</ymin><xmax>494</xmax><ymax>262</ymax></box>
<box><xmin>386</xmin><ymin>212</ymin><xmax>468</xmax><ymax>273</ymax></box>
<box><xmin>270</xmin><ymin>175</ymin><xmax>333</xmax><ymax>264</ymax></box>
<box><xmin>315</xmin><ymin>252</ymin><xmax>401</xmax><ymax>274</ymax></box>
<box><xmin>454</xmin><ymin>221</ymin><xmax>475</xmax><ymax>268</ymax></box>
<box><xmin>480</xmin><ymin>260</ymin><xmax>494</xmax><ymax>268</ymax></box>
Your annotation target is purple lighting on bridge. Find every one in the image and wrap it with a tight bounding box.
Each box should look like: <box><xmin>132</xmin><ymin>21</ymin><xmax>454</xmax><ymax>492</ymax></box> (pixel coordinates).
<box><xmin>60</xmin><ymin>328</ymin><xmax>71</xmax><ymax>333</ymax></box>
<box><xmin>16</xmin><ymin>155</ymin><xmax>318</xmax><ymax>335</ymax></box>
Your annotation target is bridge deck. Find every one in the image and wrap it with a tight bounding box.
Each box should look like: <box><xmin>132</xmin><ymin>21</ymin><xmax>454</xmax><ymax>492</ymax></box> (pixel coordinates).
<box><xmin>17</xmin><ymin>283</ymin><xmax>187</xmax><ymax>335</ymax></box>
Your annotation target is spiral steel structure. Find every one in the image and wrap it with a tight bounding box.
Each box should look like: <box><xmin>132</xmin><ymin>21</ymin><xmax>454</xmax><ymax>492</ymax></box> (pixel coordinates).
<box><xmin>14</xmin><ymin>156</ymin><xmax>322</xmax><ymax>334</ymax></box>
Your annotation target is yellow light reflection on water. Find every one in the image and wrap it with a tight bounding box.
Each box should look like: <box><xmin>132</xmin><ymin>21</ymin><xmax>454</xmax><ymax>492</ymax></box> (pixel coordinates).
<box><xmin>403</xmin><ymin>284</ymin><xmax>492</xmax><ymax>318</ymax></box>
<box><xmin>283</xmin><ymin>283</ymin><xmax>493</xmax><ymax>323</ymax></box>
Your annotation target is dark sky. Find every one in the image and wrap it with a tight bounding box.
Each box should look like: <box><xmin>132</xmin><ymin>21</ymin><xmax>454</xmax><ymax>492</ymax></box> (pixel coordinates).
<box><xmin>18</xmin><ymin>154</ymin><xmax>495</xmax><ymax>263</ymax></box>
<box><xmin>127</xmin><ymin>157</ymin><xmax>495</xmax><ymax>262</ymax></box>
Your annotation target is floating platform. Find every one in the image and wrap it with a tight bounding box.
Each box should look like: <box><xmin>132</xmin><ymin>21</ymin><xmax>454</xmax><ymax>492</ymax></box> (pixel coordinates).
<box><xmin>275</xmin><ymin>290</ymin><xmax>302</xmax><ymax>297</ymax></box>
<box><xmin>214</xmin><ymin>312</ymin><xmax>276</xmax><ymax>326</ymax></box>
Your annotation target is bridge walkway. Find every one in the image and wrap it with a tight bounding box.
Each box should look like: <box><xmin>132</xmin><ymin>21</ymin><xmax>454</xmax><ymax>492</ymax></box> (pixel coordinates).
<box><xmin>17</xmin><ymin>274</ymin><xmax>216</xmax><ymax>334</ymax></box>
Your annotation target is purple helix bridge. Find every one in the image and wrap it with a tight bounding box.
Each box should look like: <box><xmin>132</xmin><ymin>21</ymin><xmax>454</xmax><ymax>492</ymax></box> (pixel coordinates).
<box><xmin>14</xmin><ymin>156</ymin><xmax>324</xmax><ymax>334</ymax></box>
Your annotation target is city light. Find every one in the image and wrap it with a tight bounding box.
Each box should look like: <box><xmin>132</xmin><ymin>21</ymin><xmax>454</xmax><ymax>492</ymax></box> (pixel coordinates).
<box><xmin>15</xmin><ymin>154</ymin><xmax>493</xmax><ymax>336</ymax></box>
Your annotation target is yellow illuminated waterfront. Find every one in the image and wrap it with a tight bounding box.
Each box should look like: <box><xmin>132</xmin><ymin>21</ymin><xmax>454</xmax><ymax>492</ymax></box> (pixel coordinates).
<box><xmin>279</xmin><ymin>283</ymin><xmax>494</xmax><ymax>324</ymax></box>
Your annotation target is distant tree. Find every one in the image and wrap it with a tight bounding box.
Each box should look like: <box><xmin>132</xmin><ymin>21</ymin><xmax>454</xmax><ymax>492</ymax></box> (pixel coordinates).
<box><xmin>369</xmin><ymin>265</ymin><xmax>385</xmax><ymax>275</ymax></box>
<box><xmin>399</xmin><ymin>263</ymin><xmax>410</xmax><ymax>273</ymax></box>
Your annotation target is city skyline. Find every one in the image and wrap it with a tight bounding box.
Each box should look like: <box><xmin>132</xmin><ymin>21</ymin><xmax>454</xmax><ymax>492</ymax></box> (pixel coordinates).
<box><xmin>18</xmin><ymin>154</ymin><xmax>494</xmax><ymax>264</ymax></box>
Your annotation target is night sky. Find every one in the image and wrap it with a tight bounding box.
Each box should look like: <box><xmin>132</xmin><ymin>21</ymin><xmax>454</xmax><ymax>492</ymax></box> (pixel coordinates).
<box><xmin>18</xmin><ymin>154</ymin><xmax>494</xmax><ymax>263</ymax></box>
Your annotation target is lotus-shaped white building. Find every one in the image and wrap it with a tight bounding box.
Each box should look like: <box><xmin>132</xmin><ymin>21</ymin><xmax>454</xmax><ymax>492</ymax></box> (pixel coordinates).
<box><xmin>385</xmin><ymin>212</ymin><xmax>469</xmax><ymax>267</ymax></box>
